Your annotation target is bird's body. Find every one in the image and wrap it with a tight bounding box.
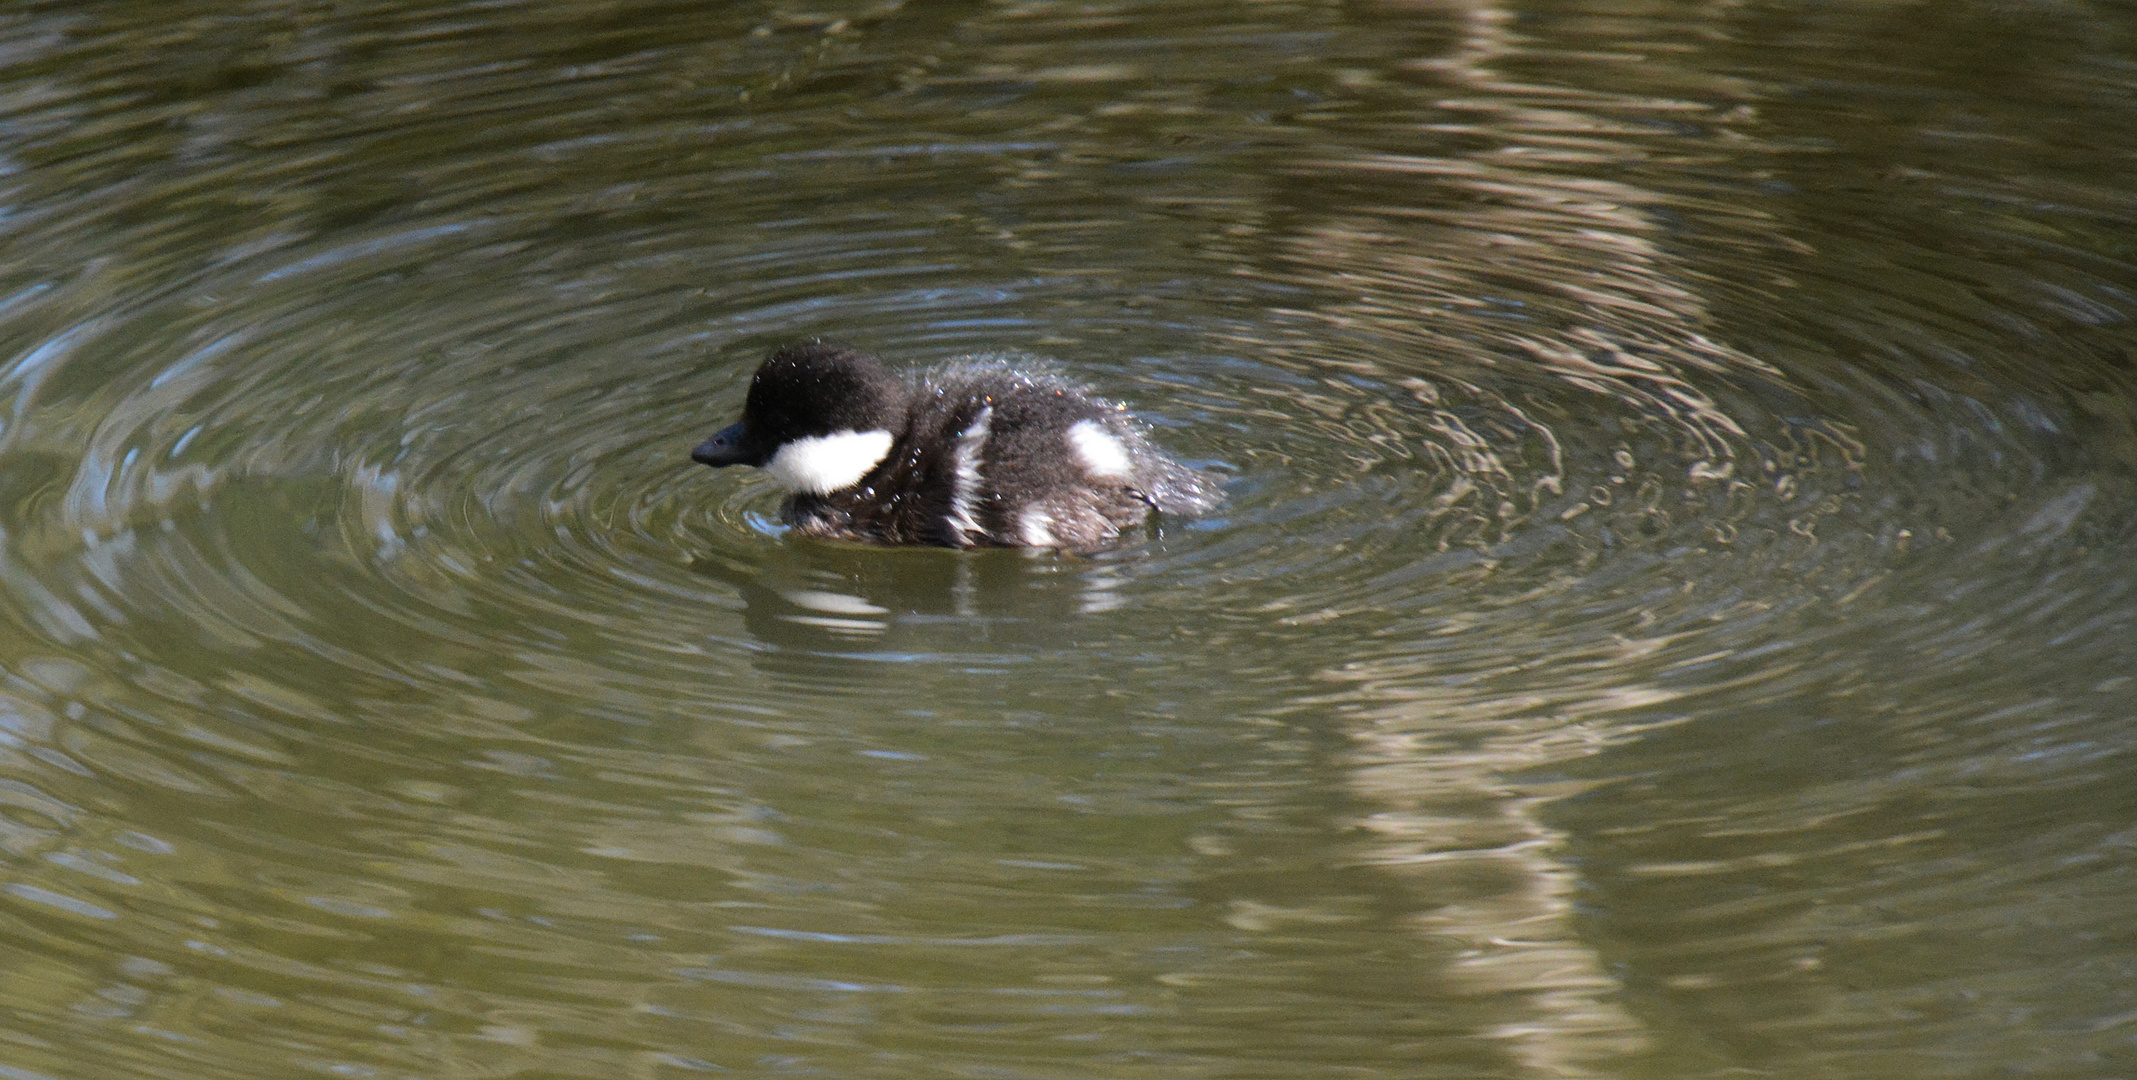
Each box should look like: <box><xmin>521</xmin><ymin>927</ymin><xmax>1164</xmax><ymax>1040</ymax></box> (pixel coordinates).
<box><xmin>692</xmin><ymin>345</ymin><xmax>1222</xmax><ymax>550</ymax></box>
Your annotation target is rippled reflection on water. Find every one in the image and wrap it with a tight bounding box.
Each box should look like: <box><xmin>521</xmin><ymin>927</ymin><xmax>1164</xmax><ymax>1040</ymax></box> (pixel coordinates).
<box><xmin>1</xmin><ymin>1</ymin><xmax>2133</xmax><ymax>1077</ymax></box>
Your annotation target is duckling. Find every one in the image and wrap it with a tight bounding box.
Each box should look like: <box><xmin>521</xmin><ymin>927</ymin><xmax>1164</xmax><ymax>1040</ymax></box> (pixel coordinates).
<box><xmin>692</xmin><ymin>343</ymin><xmax>1222</xmax><ymax>549</ymax></box>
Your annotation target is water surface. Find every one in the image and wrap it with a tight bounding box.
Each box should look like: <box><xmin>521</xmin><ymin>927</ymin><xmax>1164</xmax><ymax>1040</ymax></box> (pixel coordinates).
<box><xmin>1</xmin><ymin>1</ymin><xmax>2133</xmax><ymax>1077</ymax></box>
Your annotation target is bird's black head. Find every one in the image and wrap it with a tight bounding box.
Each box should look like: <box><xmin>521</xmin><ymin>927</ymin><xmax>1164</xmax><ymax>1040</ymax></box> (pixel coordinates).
<box><xmin>691</xmin><ymin>344</ymin><xmax>910</xmax><ymax>491</ymax></box>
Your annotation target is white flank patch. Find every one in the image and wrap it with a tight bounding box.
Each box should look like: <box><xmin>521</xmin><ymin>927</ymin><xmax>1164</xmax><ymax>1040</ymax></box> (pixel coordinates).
<box><xmin>1020</xmin><ymin>509</ymin><xmax>1056</xmax><ymax>547</ymax></box>
<box><xmin>1067</xmin><ymin>419</ymin><xmax>1131</xmax><ymax>478</ymax></box>
<box><xmin>764</xmin><ymin>429</ymin><xmax>894</xmax><ymax>495</ymax></box>
<box><xmin>946</xmin><ymin>405</ymin><xmax>993</xmax><ymax>544</ymax></box>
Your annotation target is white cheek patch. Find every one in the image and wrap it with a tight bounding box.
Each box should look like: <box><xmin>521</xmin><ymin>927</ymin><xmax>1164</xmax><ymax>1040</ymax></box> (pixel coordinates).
<box><xmin>1067</xmin><ymin>419</ymin><xmax>1132</xmax><ymax>478</ymax></box>
<box><xmin>764</xmin><ymin>429</ymin><xmax>894</xmax><ymax>494</ymax></box>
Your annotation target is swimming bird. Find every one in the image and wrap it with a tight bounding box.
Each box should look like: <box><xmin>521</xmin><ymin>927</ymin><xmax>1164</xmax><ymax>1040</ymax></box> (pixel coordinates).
<box><xmin>692</xmin><ymin>343</ymin><xmax>1222</xmax><ymax>549</ymax></box>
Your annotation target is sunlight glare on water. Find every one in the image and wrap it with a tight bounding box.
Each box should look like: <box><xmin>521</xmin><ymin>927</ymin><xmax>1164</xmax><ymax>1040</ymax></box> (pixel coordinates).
<box><xmin>0</xmin><ymin>1</ymin><xmax>2133</xmax><ymax>1078</ymax></box>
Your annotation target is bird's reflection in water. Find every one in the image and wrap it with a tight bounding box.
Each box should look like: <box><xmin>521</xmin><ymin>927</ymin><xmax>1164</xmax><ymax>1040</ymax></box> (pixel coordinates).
<box><xmin>684</xmin><ymin>536</ymin><xmax>1136</xmax><ymax>686</ymax></box>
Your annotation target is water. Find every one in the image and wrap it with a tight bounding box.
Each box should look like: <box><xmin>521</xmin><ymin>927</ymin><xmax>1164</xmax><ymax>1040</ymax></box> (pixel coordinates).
<box><xmin>1</xmin><ymin>2</ymin><xmax>2133</xmax><ymax>1077</ymax></box>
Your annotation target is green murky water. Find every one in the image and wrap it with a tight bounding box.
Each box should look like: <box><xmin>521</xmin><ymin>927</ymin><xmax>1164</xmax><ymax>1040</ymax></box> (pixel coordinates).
<box><xmin>1</xmin><ymin>2</ymin><xmax>2133</xmax><ymax>1077</ymax></box>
